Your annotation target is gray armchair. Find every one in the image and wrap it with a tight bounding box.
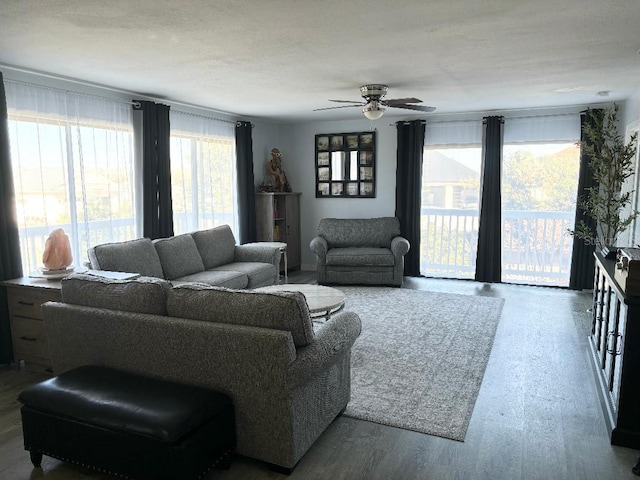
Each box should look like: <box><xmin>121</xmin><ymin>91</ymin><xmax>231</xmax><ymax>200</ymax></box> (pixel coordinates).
<box><xmin>310</xmin><ymin>217</ymin><xmax>410</xmax><ymax>286</ymax></box>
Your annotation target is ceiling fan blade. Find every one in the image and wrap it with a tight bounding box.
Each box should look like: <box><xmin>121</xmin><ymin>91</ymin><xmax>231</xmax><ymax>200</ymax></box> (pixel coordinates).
<box><xmin>383</xmin><ymin>97</ymin><xmax>422</xmax><ymax>105</ymax></box>
<box><xmin>328</xmin><ymin>99</ymin><xmax>365</xmax><ymax>104</ymax></box>
<box><xmin>313</xmin><ymin>105</ymin><xmax>363</xmax><ymax>111</ymax></box>
<box><xmin>389</xmin><ymin>104</ymin><xmax>436</xmax><ymax>112</ymax></box>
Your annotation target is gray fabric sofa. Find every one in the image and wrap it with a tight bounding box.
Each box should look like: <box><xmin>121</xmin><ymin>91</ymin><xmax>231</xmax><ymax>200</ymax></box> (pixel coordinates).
<box><xmin>310</xmin><ymin>217</ymin><xmax>410</xmax><ymax>287</ymax></box>
<box><xmin>42</xmin><ymin>273</ymin><xmax>362</xmax><ymax>472</ymax></box>
<box><xmin>87</xmin><ymin>224</ymin><xmax>280</xmax><ymax>289</ymax></box>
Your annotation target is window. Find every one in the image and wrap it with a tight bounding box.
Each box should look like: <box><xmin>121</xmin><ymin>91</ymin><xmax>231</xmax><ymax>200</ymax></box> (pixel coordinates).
<box><xmin>501</xmin><ymin>114</ymin><xmax>581</xmax><ymax>286</ymax></box>
<box><xmin>421</xmin><ymin>114</ymin><xmax>580</xmax><ymax>286</ymax></box>
<box><xmin>169</xmin><ymin>111</ymin><xmax>238</xmax><ymax>236</ymax></box>
<box><xmin>6</xmin><ymin>82</ymin><xmax>137</xmax><ymax>273</ymax></box>
<box><xmin>501</xmin><ymin>142</ymin><xmax>580</xmax><ymax>286</ymax></box>
<box><xmin>421</xmin><ymin>147</ymin><xmax>482</xmax><ymax>278</ymax></box>
<box><xmin>421</xmin><ymin>121</ymin><xmax>482</xmax><ymax>278</ymax></box>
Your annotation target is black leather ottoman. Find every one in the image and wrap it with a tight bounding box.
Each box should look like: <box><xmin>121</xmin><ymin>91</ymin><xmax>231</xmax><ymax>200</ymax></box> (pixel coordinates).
<box><xmin>18</xmin><ymin>365</ymin><xmax>236</xmax><ymax>480</ymax></box>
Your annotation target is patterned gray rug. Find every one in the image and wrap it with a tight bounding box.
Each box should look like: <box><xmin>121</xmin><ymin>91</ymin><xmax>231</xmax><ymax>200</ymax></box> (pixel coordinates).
<box><xmin>337</xmin><ymin>286</ymin><xmax>505</xmax><ymax>442</ymax></box>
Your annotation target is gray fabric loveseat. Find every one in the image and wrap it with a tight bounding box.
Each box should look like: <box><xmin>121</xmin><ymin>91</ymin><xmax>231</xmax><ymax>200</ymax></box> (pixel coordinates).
<box><xmin>310</xmin><ymin>217</ymin><xmax>410</xmax><ymax>287</ymax></box>
<box><xmin>42</xmin><ymin>273</ymin><xmax>362</xmax><ymax>472</ymax></box>
<box><xmin>87</xmin><ymin>225</ymin><xmax>280</xmax><ymax>289</ymax></box>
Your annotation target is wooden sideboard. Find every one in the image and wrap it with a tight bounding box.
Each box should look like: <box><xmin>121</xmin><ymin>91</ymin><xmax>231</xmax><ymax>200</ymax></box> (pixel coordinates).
<box><xmin>1</xmin><ymin>277</ymin><xmax>62</xmax><ymax>375</ymax></box>
<box><xmin>589</xmin><ymin>252</ymin><xmax>640</xmax><ymax>449</ymax></box>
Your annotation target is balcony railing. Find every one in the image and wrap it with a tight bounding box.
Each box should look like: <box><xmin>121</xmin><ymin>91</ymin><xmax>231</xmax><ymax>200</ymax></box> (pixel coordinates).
<box><xmin>17</xmin><ymin>209</ymin><xmax>574</xmax><ymax>286</ymax></box>
<box><xmin>420</xmin><ymin>207</ymin><xmax>575</xmax><ymax>286</ymax></box>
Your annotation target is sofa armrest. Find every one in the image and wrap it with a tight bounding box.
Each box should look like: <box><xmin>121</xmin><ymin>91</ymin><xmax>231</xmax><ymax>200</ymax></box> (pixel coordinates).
<box><xmin>391</xmin><ymin>236</ymin><xmax>410</xmax><ymax>257</ymax></box>
<box><xmin>309</xmin><ymin>236</ymin><xmax>328</xmax><ymax>259</ymax></box>
<box><xmin>235</xmin><ymin>244</ymin><xmax>282</xmax><ymax>266</ymax></box>
<box><xmin>286</xmin><ymin>310</ymin><xmax>361</xmax><ymax>388</ymax></box>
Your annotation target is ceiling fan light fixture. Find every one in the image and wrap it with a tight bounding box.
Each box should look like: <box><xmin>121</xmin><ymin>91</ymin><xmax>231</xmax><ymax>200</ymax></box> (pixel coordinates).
<box><xmin>363</xmin><ymin>101</ymin><xmax>384</xmax><ymax>120</ymax></box>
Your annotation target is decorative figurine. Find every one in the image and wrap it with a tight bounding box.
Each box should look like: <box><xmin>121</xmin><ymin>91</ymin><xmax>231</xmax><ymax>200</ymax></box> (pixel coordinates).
<box><xmin>42</xmin><ymin>228</ymin><xmax>73</xmax><ymax>270</ymax></box>
<box><xmin>266</xmin><ymin>148</ymin><xmax>292</xmax><ymax>192</ymax></box>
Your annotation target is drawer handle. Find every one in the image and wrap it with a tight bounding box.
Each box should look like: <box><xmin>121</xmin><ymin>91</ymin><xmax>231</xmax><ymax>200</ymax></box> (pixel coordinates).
<box><xmin>17</xmin><ymin>301</ymin><xmax>35</xmax><ymax>306</ymax></box>
<box><xmin>606</xmin><ymin>332</ymin><xmax>623</xmax><ymax>355</ymax></box>
<box><xmin>19</xmin><ymin>336</ymin><xmax>37</xmax><ymax>342</ymax></box>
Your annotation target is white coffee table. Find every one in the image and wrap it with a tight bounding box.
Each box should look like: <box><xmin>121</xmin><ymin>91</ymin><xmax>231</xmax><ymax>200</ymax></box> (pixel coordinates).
<box><xmin>256</xmin><ymin>284</ymin><xmax>345</xmax><ymax>320</ymax></box>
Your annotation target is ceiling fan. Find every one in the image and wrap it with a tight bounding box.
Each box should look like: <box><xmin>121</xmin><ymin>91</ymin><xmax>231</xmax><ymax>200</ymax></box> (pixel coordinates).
<box><xmin>314</xmin><ymin>84</ymin><xmax>436</xmax><ymax>120</ymax></box>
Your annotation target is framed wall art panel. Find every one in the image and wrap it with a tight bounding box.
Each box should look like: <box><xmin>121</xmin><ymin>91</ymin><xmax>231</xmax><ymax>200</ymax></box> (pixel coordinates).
<box><xmin>315</xmin><ymin>131</ymin><xmax>376</xmax><ymax>198</ymax></box>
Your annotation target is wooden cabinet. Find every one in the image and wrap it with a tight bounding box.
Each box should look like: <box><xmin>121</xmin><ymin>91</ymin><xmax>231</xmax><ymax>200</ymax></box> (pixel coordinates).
<box><xmin>256</xmin><ymin>192</ymin><xmax>301</xmax><ymax>271</ymax></box>
<box><xmin>589</xmin><ymin>253</ymin><xmax>640</xmax><ymax>448</ymax></box>
<box><xmin>1</xmin><ymin>278</ymin><xmax>62</xmax><ymax>375</ymax></box>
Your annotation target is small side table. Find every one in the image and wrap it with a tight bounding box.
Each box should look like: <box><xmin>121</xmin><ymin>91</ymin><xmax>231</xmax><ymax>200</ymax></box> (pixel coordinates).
<box><xmin>245</xmin><ymin>242</ymin><xmax>288</xmax><ymax>283</ymax></box>
<box><xmin>255</xmin><ymin>284</ymin><xmax>345</xmax><ymax>321</ymax></box>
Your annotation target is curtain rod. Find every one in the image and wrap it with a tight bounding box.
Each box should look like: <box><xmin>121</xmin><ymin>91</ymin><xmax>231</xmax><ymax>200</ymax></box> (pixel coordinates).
<box><xmin>391</xmin><ymin>110</ymin><xmax>588</xmax><ymax>127</ymax></box>
<box><xmin>4</xmin><ymin>78</ymin><xmax>141</xmax><ymax>108</ymax></box>
<box><xmin>424</xmin><ymin>101</ymin><xmax>611</xmax><ymax>119</ymax></box>
<box><xmin>5</xmin><ymin>78</ymin><xmax>251</xmax><ymax>127</ymax></box>
<box><xmin>171</xmin><ymin>108</ymin><xmax>248</xmax><ymax>126</ymax></box>
<box><xmin>394</xmin><ymin>120</ymin><xmax>427</xmax><ymax>125</ymax></box>
<box><xmin>2</xmin><ymin>66</ymin><xmax>249</xmax><ymax>124</ymax></box>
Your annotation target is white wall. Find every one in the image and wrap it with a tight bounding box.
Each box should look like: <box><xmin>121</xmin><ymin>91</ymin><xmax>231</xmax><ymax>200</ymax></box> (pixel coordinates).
<box><xmin>621</xmin><ymin>90</ymin><xmax>640</xmax><ymax>246</ymax></box>
<box><xmin>624</xmin><ymin>89</ymin><xmax>640</xmax><ymax>128</ymax></box>
<box><xmin>275</xmin><ymin>117</ymin><xmax>411</xmax><ymax>270</ymax></box>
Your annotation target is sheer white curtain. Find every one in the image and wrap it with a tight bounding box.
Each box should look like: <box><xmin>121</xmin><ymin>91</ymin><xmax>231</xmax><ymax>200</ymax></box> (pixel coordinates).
<box><xmin>169</xmin><ymin>111</ymin><xmax>238</xmax><ymax>236</ymax></box>
<box><xmin>425</xmin><ymin>120</ymin><xmax>483</xmax><ymax>147</ymax></box>
<box><xmin>5</xmin><ymin>81</ymin><xmax>137</xmax><ymax>273</ymax></box>
<box><xmin>503</xmin><ymin>113</ymin><xmax>580</xmax><ymax>143</ymax></box>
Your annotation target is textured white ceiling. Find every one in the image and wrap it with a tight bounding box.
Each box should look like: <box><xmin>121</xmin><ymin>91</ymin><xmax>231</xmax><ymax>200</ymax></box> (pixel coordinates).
<box><xmin>1</xmin><ymin>0</ymin><xmax>640</xmax><ymax>122</ymax></box>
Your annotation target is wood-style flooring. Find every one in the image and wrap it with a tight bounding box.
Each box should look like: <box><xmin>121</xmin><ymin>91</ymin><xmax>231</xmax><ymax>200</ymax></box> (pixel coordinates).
<box><xmin>0</xmin><ymin>271</ymin><xmax>638</xmax><ymax>479</ymax></box>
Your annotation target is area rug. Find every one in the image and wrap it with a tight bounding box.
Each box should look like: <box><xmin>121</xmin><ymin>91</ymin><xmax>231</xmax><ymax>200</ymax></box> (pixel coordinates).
<box><xmin>336</xmin><ymin>286</ymin><xmax>505</xmax><ymax>442</ymax></box>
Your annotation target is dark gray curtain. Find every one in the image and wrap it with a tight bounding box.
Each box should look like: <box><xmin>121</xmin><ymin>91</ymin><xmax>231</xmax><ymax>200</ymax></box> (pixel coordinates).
<box><xmin>0</xmin><ymin>72</ymin><xmax>23</xmax><ymax>365</ymax></box>
<box><xmin>235</xmin><ymin>121</ymin><xmax>256</xmax><ymax>244</ymax></box>
<box><xmin>135</xmin><ymin>101</ymin><xmax>173</xmax><ymax>239</ymax></box>
<box><xmin>475</xmin><ymin>116</ymin><xmax>504</xmax><ymax>283</ymax></box>
<box><xmin>569</xmin><ymin>110</ymin><xmax>602</xmax><ymax>289</ymax></box>
<box><xmin>395</xmin><ymin>120</ymin><xmax>425</xmax><ymax>276</ymax></box>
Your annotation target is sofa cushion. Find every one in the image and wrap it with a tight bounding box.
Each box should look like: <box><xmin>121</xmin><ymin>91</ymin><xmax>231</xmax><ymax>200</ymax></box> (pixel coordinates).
<box><xmin>88</xmin><ymin>238</ymin><xmax>165</xmax><ymax>279</ymax></box>
<box><xmin>172</xmin><ymin>270</ymin><xmax>248</xmax><ymax>289</ymax></box>
<box><xmin>318</xmin><ymin>217</ymin><xmax>401</xmax><ymax>248</ymax></box>
<box><xmin>167</xmin><ymin>284</ymin><xmax>314</xmax><ymax>347</ymax></box>
<box><xmin>211</xmin><ymin>262</ymin><xmax>276</xmax><ymax>289</ymax></box>
<box><xmin>191</xmin><ymin>225</ymin><xmax>236</xmax><ymax>269</ymax></box>
<box><xmin>153</xmin><ymin>234</ymin><xmax>205</xmax><ymax>280</ymax></box>
<box><xmin>326</xmin><ymin>247</ymin><xmax>395</xmax><ymax>267</ymax></box>
<box><xmin>61</xmin><ymin>273</ymin><xmax>172</xmax><ymax>315</ymax></box>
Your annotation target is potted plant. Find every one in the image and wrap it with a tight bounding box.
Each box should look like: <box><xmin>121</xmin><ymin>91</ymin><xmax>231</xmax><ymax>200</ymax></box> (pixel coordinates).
<box><xmin>570</xmin><ymin>104</ymin><xmax>639</xmax><ymax>257</ymax></box>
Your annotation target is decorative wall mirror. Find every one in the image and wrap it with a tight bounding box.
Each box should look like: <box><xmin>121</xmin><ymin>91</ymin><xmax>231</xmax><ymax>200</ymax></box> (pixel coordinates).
<box><xmin>315</xmin><ymin>131</ymin><xmax>376</xmax><ymax>198</ymax></box>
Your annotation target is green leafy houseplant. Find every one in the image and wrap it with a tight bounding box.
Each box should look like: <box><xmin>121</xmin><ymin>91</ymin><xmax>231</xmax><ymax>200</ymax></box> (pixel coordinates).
<box><xmin>571</xmin><ymin>104</ymin><xmax>639</xmax><ymax>252</ymax></box>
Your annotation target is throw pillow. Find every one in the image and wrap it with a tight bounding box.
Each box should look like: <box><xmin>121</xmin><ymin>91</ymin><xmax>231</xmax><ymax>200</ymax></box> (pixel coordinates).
<box><xmin>166</xmin><ymin>284</ymin><xmax>315</xmax><ymax>347</ymax></box>
<box><xmin>88</xmin><ymin>238</ymin><xmax>165</xmax><ymax>278</ymax></box>
<box><xmin>153</xmin><ymin>234</ymin><xmax>205</xmax><ymax>280</ymax></box>
<box><xmin>191</xmin><ymin>225</ymin><xmax>236</xmax><ymax>269</ymax></box>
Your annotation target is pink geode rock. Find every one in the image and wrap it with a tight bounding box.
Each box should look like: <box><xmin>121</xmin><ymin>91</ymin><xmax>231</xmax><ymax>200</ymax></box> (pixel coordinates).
<box><xmin>42</xmin><ymin>228</ymin><xmax>73</xmax><ymax>270</ymax></box>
